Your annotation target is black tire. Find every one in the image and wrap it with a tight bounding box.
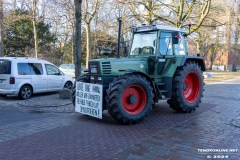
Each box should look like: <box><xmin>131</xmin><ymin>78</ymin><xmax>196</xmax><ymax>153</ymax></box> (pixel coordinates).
<box><xmin>64</xmin><ymin>81</ymin><xmax>73</xmax><ymax>90</ymax></box>
<box><xmin>106</xmin><ymin>74</ymin><xmax>154</xmax><ymax>124</ymax></box>
<box><xmin>71</xmin><ymin>76</ymin><xmax>89</xmax><ymax>106</ymax></box>
<box><xmin>18</xmin><ymin>85</ymin><xmax>33</xmax><ymax>100</ymax></box>
<box><xmin>0</xmin><ymin>94</ymin><xmax>7</xmax><ymax>97</ymax></box>
<box><xmin>167</xmin><ymin>62</ymin><xmax>204</xmax><ymax>113</ymax></box>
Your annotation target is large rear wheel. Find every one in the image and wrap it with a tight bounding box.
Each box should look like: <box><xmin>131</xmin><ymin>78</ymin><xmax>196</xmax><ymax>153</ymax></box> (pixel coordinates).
<box><xmin>106</xmin><ymin>75</ymin><xmax>154</xmax><ymax>124</ymax></box>
<box><xmin>167</xmin><ymin>62</ymin><xmax>204</xmax><ymax>113</ymax></box>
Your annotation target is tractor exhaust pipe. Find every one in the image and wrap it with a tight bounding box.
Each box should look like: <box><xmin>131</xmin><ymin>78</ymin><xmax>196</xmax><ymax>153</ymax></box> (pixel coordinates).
<box><xmin>117</xmin><ymin>18</ymin><xmax>122</xmax><ymax>58</ymax></box>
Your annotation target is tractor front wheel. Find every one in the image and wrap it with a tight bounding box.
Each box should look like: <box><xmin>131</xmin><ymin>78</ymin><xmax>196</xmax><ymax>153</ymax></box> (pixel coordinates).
<box><xmin>168</xmin><ymin>62</ymin><xmax>204</xmax><ymax>113</ymax></box>
<box><xmin>106</xmin><ymin>75</ymin><xmax>154</xmax><ymax>124</ymax></box>
<box><xmin>71</xmin><ymin>76</ymin><xmax>89</xmax><ymax>106</ymax></box>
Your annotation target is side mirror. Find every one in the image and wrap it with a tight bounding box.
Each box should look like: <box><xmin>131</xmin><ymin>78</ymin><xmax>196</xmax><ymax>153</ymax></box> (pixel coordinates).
<box><xmin>172</xmin><ymin>37</ymin><xmax>179</xmax><ymax>45</ymax></box>
<box><xmin>172</xmin><ymin>31</ymin><xmax>180</xmax><ymax>44</ymax></box>
<box><xmin>100</xmin><ymin>48</ymin><xmax>112</xmax><ymax>56</ymax></box>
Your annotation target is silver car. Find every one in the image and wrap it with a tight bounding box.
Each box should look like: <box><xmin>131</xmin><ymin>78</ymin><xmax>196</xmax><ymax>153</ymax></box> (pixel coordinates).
<box><xmin>59</xmin><ymin>64</ymin><xmax>86</xmax><ymax>78</ymax></box>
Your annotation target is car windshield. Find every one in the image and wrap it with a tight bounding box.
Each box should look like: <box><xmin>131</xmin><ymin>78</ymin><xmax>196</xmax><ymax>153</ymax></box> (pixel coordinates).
<box><xmin>0</xmin><ymin>59</ymin><xmax>11</xmax><ymax>74</ymax></box>
<box><xmin>69</xmin><ymin>64</ymin><xmax>75</xmax><ymax>69</ymax></box>
<box><xmin>130</xmin><ymin>31</ymin><xmax>157</xmax><ymax>56</ymax></box>
<box><xmin>60</xmin><ymin>64</ymin><xmax>75</xmax><ymax>69</ymax></box>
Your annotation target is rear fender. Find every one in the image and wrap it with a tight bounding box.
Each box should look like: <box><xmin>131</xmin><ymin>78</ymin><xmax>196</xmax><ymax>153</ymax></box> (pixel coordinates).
<box><xmin>179</xmin><ymin>56</ymin><xmax>206</xmax><ymax>71</ymax></box>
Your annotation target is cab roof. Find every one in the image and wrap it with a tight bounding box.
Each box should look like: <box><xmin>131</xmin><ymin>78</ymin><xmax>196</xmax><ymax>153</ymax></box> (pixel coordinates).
<box><xmin>131</xmin><ymin>25</ymin><xmax>185</xmax><ymax>33</ymax></box>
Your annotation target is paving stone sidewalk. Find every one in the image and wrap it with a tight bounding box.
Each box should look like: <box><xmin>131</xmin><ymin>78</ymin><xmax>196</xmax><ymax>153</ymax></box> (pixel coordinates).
<box><xmin>112</xmin><ymin>79</ymin><xmax>240</xmax><ymax>160</ymax></box>
<box><xmin>0</xmin><ymin>79</ymin><xmax>239</xmax><ymax>160</ymax></box>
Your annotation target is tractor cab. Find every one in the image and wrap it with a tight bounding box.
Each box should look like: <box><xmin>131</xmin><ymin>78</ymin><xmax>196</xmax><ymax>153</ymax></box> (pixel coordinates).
<box><xmin>130</xmin><ymin>25</ymin><xmax>189</xmax><ymax>77</ymax></box>
<box><xmin>130</xmin><ymin>25</ymin><xmax>187</xmax><ymax>57</ymax></box>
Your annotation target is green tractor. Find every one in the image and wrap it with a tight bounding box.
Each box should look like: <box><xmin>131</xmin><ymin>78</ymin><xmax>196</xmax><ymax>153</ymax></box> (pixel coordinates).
<box><xmin>72</xmin><ymin>20</ymin><xmax>205</xmax><ymax>124</ymax></box>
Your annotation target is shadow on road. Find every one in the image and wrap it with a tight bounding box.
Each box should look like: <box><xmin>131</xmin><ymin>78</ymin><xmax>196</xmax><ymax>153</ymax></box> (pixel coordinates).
<box><xmin>0</xmin><ymin>91</ymin><xmax>59</xmax><ymax>101</ymax></box>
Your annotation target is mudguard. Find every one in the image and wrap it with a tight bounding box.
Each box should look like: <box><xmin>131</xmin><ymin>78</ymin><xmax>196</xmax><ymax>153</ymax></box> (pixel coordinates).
<box><xmin>120</xmin><ymin>70</ymin><xmax>162</xmax><ymax>102</ymax></box>
<box><xmin>180</xmin><ymin>56</ymin><xmax>206</xmax><ymax>71</ymax></box>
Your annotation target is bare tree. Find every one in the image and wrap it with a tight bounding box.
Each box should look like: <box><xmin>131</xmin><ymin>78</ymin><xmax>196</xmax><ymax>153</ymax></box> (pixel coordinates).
<box><xmin>32</xmin><ymin>0</ymin><xmax>38</xmax><ymax>58</ymax></box>
<box><xmin>0</xmin><ymin>0</ymin><xmax>3</xmax><ymax>57</ymax></box>
<box><xmin>119</xmin><ymin>0</ymin><xmax>211</xmax><ymax>33</ymax></box>
<box><xmin>82</xmin><ymin>0</ymin><xmax>99</xmax><ymax>68</ymax></box>
<box><xmin>74</xmin><ymin>0</ymin><xmax>82</xmax><ymax>78</ymax></box>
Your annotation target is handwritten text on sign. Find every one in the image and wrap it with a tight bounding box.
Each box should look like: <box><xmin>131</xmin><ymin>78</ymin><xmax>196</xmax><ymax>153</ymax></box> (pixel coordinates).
<box><xmin>75</xmin><ymin>82</ymin><xmax>103</xmax><ymax>119</ymax></box>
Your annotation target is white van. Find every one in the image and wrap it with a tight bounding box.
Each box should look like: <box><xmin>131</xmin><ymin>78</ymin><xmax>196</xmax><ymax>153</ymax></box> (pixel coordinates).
<box><xmin>0</xmin><ymin>57</ymin><xmax>74</xmax><ymax>99</ymax></box>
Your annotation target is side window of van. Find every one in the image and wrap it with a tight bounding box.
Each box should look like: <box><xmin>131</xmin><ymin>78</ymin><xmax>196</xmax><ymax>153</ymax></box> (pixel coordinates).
<box><xmin>45</xmin><ymin>64</ymin><xmax>60</xmax><ymax>75</ymax></box>
<box><xmin>30</xmin><ymin>63</ymin><xmax>43</xmax><ymax>75</ymax></box>
<box><xmin>18</xmin><ymin>63</ymin><xmax>43</xmax><ymax>75</ymax></box>
<box><xmin>18</xmin><ymin>63</ymin><xmax>31</xmax><ymax>75</ymax></box>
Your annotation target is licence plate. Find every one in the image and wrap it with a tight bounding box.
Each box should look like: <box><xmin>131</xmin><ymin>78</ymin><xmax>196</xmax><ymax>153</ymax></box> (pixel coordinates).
<box><xmin>75</xmin><ymin>82</ymin><xmax>103</xmax><ymax>119</ymax></box>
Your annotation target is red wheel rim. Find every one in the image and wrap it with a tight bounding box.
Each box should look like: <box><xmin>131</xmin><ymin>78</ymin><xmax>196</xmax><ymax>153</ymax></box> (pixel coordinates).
<box><xmin>121</xmin><ymin>85</ymin><xmax>147</xmax><ymax>115</ymax></box>
<box><xmin>183</xmin><ymin>72</ymin><xmax>200</xmax><ymax>103</ymax></box>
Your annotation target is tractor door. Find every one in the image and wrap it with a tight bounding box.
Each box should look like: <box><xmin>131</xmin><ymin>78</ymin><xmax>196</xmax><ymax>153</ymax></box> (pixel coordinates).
<box><xmin>147</xmin><ymin>31</ymin><xmax>176</xmax><ymax>76</ymax></box>
<box><xmin>156</xmin><ymin>31</ymin><xmax>176</xmax><ymax>75</ymax></box>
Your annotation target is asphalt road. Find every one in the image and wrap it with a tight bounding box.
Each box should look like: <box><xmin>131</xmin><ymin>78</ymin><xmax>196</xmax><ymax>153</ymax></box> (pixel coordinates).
<box><xmin>0</xmin><ymin>78</ymin><xmax>240</xmax><ymax>160</ymax></box>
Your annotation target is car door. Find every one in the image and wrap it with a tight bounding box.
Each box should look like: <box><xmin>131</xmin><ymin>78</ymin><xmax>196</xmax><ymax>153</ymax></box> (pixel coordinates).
<box><xmin>29</xmin><ymin>63</ymin><xmax>48</xmax><ymax>92</ymax></box>
<box><xmin>45</xmin><ymin>64</ymin><xmax>64</xmax><ymax>90</ymax></box>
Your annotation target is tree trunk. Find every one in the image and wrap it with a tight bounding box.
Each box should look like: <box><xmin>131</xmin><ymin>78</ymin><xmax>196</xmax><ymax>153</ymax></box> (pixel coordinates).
<box><xmin>85</xmin><ymin>22</ymin><xmax>91</xmax><ymax>68</ymax></box>
<box><xmin>226</xmin><ymin>8</ymin><xmax>232</xmax><ymax>71</ymax></box>
<box><xmin>32</xmin><ymin>0</ymin><xmax>38</xmax><ymax>58</ymax></box>
<box><xmin>145</xmin><ymin>0</ymin><xmax>153</xmax><ymax>25</ymax></box>
<box><xmin>74</xmin><ymin>0</ymin><xmax>82</xmax><ymax>78</ymax></box>
<box><xmin>196</xmin><ymin>32</ymin><xmax>201</xmax><ymax>54</ymax></box>
<box><xmin>0</xmin><ymin>0</ymin><xmax>3</xmax><ymax>57</ymax></box>
<box><xmin>209</xmin><ymin>55</ymin><xmax>214</xmax><ymax>70</ymax></box>
<box><xmin>233</xmin><ymin>28</ymin><xmax>239</xmax><ymax>72</ymax></box>
<box><xmin>71</xmin><ymin>23</ymin><xmax>75</xmax><ymax>64</ymax></box>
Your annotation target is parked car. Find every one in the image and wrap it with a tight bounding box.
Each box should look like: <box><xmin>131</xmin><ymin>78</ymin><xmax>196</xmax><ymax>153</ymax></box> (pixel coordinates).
<box><xmin>0</xmin><ymin>57</ymin><xmax>74</xmax><ymax>99</ymax></box>
<box><xmin>59</xmin><ymin>64</ymin><xmax>86</xmax><ymax>78</ymax></box>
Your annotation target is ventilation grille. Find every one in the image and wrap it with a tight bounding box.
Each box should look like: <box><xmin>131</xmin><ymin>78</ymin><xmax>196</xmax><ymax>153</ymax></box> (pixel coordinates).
<box><xmin>102</xmin><ymin>62</ymin><xmax>111</xmax><ymax>74</ymax></box>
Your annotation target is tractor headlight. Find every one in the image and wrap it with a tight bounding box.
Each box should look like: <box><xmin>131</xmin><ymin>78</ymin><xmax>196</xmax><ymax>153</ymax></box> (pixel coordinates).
<box><xmin>89</xmin><ymin>61</ymin><xmax>100</xmax><ymax>74</ymax></box>
<box><xmin>90</xmin><ymin>67</ymin><xmax>97</xmax><ymax>73</ymax></box>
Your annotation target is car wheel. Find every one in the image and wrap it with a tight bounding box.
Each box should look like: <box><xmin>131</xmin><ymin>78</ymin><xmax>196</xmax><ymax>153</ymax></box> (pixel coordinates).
<box><xmin>64</xmin><ymin>81</ymin><xmax>73</xmax><ymax>90</ymax></box>
<box><xmin>19</xmin><ymin>85</ymin><xmax>33</xmax><ymax>100</ymax></box>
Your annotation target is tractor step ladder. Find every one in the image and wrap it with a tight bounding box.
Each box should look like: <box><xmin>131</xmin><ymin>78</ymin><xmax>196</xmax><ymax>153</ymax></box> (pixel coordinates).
<box><xmin>157</xmin><ymin>82</ymin><xmax>168</xmax><ymax>99</ymax></box>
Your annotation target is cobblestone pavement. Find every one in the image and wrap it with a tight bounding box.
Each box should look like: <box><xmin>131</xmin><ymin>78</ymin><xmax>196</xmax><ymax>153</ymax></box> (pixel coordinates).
<box><xmin>0</xmin><ymin>79</ymin><xmax>240</xmax><ymax>160</ymax></box>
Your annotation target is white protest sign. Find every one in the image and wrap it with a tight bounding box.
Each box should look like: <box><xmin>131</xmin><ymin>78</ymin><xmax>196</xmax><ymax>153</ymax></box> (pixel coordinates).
<box><xmin>75</xmin><ymin>82</ymin><xmax>103</xmax><ymax>119</ymax></box>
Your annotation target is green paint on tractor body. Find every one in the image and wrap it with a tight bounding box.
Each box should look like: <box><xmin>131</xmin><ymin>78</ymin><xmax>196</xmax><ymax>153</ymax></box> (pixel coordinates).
<box><xmin>84</xmin><ymin>25</ymin><xmax>206</xmax><ymax>101</ymax></box>
<box><xmin>89</xmin><ymin>55</ymin><xmax>182</xmax><ymax>78</ymax></box>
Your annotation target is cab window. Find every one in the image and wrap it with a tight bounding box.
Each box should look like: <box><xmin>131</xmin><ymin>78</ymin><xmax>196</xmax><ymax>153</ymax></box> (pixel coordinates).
<box><xmin>173</xmin><ymin>34</ymin><xmax>187</xmax><ymax>55</ymax></box>
<box><xmin>159</xmin><ymin>32</ymin><xmax>173</xmax><ymax>55</ymax></box>
<box><xmin>130</xmin><ymin>31</ymin><xmax>157</xmax><ymax>55</ymax></box>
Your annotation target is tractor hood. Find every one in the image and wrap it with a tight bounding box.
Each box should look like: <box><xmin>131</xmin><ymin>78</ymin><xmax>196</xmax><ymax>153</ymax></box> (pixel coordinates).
<box><xmin>88</xmin><ymin>57</ymin><xmax>148</xmax><ymax>76</ymax></box>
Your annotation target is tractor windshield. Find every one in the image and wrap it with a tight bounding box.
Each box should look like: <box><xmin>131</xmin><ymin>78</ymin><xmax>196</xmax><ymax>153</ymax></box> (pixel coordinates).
<box><xmin>130</xmin><ymin>31</ymin><xmax>157</xmax><ymax>56</ymax></box>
